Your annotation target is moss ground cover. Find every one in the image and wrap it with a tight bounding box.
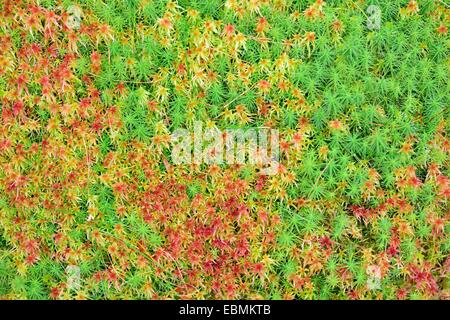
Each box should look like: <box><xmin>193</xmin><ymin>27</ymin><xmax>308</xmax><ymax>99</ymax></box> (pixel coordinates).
<box><xmin>0</xmin><ymin>0</ymin><xmax>448</xmax><ymax>299</ymax></box>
